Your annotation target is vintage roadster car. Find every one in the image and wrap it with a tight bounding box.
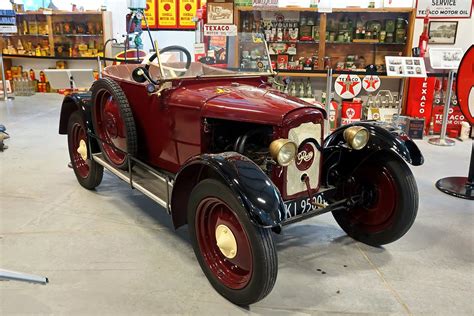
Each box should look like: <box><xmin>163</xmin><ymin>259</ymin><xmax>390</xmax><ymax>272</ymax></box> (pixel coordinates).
<box><xmin>59</xmin><ymin>35</ymin><xmax>423</xmax><ymax>305</ymax></box>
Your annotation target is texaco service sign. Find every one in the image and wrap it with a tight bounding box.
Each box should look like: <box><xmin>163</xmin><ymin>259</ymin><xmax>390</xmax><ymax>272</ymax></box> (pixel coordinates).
<box><xmin>456</xmin><ymin>46</ymin><xmax>474</xmax><ymax>125</ymax></box>
<box><xmin>416</xmin><ymin>0</ymin><xmax>472</xmax><ymax>18</ymax></box>
<box><xmin>335</xmin><ymin>75</ymin><xmax>362</xmax><ymax>99</ymax></box>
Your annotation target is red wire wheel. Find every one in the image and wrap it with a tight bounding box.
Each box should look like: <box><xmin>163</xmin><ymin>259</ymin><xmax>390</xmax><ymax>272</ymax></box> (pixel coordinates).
<box><xmin>91</xmin><ymin>78</ymin><xmax>137</xmax><ymax>169</ymax></box>
<box><xmin>67</xmin><ymin>111</ymin><xmax>103</xmax><ymax>190</ymax></box>
<box><xmin>187</xmin><ymin>179</ymin><xmax>277</xmax><ymax>306</ymax></box>
<box><xmin>333</xmin><ymin>153</ymin><xmax>419</xmax><ymax>246</ymax></box>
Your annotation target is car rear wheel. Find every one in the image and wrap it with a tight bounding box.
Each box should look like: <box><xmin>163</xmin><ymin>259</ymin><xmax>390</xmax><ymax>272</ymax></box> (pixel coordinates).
<box><xmin>91</xmin><ymin>77</ymin><xmax>137</xmax><ymax>170</ymax></box>
<box><xmin>187</xmin><ymin>179</ymin><xmax>277</xmax><ymax>306</ymax></box>
<box><xmin>67</xmin><ymin>111</ymin><xmax>103</xmax><ymax>190</ymax></box>
<box><xmin>333</xmin><ymin>153</ymin><xmax>418</xmax><ymax>246</ymax></box>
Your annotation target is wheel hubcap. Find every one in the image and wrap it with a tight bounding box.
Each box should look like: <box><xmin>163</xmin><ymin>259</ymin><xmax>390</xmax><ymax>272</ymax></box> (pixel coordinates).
<box><xmin>195</xmin><ymin>197</ymin><xmax>253</xmax><ymax>290</ymax></box>
<box><xmin>77</xmin><ymin>139</ymin><xmax>88</xmax><ymax>161</ymax></box>
<box><xmin>215</xmin><ymin>224</ymin><xmax>237</xmax><ymax>259</ymax></box>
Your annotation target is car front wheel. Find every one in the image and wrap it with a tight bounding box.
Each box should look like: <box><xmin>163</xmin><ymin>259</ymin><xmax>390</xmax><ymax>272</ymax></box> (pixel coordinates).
<box><xmin>187</xmin><ymin>179</ymin><xmax>277</xmax><ymax>306</ymax></box>
<box><xmin>333</xmin><ymin>153</ymin><xmax>418</xmax><ymax>246</ymax></box>
<box><xmin>67</xmin><ymin>111</ymin><xmax>103</xmax><ymax>190</ymax></box>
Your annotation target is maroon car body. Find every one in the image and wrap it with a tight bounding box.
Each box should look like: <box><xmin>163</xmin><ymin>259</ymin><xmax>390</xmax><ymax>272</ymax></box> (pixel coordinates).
<box><xmin>59</xmin><ymin>43</ymin><xmax>423</xmax><ymax>306</ymax></box>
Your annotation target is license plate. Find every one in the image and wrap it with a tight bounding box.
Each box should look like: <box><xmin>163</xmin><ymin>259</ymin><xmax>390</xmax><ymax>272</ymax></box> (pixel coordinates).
<box><xmin>283</xmin><ymin>191</ymin><xmax>330</xmax><ymax>220</ymax></box>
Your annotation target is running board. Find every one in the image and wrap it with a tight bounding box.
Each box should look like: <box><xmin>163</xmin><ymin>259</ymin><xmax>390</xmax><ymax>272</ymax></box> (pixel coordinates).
<box><xmin>92</xmin><ymin>154</ymin><xmax>173</xmax><ymax>211</ymax></box>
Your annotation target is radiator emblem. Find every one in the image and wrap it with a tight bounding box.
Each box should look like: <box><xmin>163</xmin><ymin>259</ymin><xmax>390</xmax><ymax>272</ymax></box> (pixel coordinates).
<box><xmin>296</xmin><ymin>143</ymin><xmax>314</xmax><ymax>171</ymax></box>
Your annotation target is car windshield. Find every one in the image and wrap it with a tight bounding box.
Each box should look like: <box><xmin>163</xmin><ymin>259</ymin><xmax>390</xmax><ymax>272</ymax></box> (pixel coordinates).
<box><xmin>155</xmin><ymin>32</ymin><xmax>273</xmax><ymax>80</ymax></box>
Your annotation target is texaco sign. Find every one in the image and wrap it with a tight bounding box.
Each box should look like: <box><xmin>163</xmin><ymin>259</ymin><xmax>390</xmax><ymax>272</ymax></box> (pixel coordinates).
<box><xmin>362</xmin><ymin>75</ymin><xmax>381</xmax><ymax>93</ymax></box>
<box><xmin>335</xmin><ymin>75</ymin><xmax>362</xmax><ymax>99</ymax></box>
<box><xmin>457</xmin><ymin>46</ymin><xmax>474</xmax><ymax>125</ymax></box>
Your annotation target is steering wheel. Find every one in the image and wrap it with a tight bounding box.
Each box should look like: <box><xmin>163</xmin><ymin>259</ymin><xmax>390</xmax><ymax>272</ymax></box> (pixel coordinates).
<box><xmin>146</xmin><ymin>45</ymin><xmax>191</xmax><ymax>77</ymax></box>
<box><xmin>132</xmin><ymin>46</ymin><xmax>192</xmax><ymax>85</ymax></box>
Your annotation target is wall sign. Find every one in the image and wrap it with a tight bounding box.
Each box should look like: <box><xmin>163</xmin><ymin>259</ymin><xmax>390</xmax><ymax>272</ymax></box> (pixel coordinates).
<box><xmin>334</xmin><ymin>75</ymin><xmax>362</xmax><ymax>99</ymax></box>
<box><xmin>157</xmin><ymin>0</ymin><xmax>178</xmax><ymax>29</ymax></box>
<box><xmin>142</xmin><ymin>0</ymin><xmax>158</xmax><ymax>29</ymax></box>
<box><xmin>362</xmin><ymin>75</ymin><xmax>381</xmax><ymax>93</ymax></box>
<box><xmin>207</xmin><ymin>2</ymin><xmax>233</xmax><ymax>25</ymax></box>
<box><xmin>457</xmin><ymin>46</ymin><xmax>474</xmax><ymax>125</ymax></box>
<box><xmin>204</xmin><ymin>24</ymin><xmax>237</xmax><ymax>36</ymax></box>
<box><xmin>253</xmin><ymin>0</ymin><xmax>278</xmax><ymax>8</ymax></box>
<box><xmin>416</xmin><ymin>0</ymin><xmax>472</xmax><ymax>18</ymax></box>
<box><xmin>179</xmin><ymin>0</ymin><xmax>199</xmax><ymax>29</ymax></box>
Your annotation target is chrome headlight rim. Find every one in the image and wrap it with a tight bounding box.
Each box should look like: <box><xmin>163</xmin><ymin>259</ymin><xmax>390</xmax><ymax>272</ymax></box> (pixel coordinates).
<box><xmin>269</xmin><ymin>138</ymin><xmax>298</xmax><ymax>167</ymax></box>
<box><xmin>343</xmin><ymin>126</ymin><xmax>370</xmax><ymax>150</ymax></box>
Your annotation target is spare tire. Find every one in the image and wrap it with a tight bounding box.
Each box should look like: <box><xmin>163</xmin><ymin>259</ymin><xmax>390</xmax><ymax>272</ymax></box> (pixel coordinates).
<box><xmin>91</xmin><ymin>77</ymin><xmax>137</xmax><ymax>169</ymax></box>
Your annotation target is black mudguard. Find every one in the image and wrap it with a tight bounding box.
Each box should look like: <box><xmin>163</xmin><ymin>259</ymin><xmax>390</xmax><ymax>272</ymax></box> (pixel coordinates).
<box><xmin>171</xmin><ymin>152</ymin><xmax>285</xmax><ymax>229</ymax></box>
<box><xmin>322</xmin><ymin>121</ymin><xmax>424</xmax><ymax>186</ymax></box>
<box><xmin>58</xmin><ymin>92</ymin><xmax>92</xmax><ymax>135</ymax></box>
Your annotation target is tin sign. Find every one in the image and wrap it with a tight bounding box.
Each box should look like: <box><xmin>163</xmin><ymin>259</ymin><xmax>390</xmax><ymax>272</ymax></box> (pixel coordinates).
<box><xmin>204</xmin><ymin>24</ymin><xmax>237</xmax><ymax>37</ymax></box>
<box><xmin>416</xmin><ymin>0</ymin><xmax>472</xmax><ymax>18</ymax></box>
<box><xmin>253</xmin><ymin>0</ymin><xmax>278</xmax><ymax>7</ymax></box>
<box><xmin>362</xmin><ymin>75</ymin><xmax>381</xmax><ymax>93</ymax></box>
<box><xmin>335</xmin><ymin>75</ymin><xmax>362</xmax><ymax>99</ymax></box>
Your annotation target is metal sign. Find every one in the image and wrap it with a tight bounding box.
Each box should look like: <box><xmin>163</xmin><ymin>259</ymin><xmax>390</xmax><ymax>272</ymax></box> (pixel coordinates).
<box><xmin>362</xmin><ymin>75</ymin><xmax>381</xmax><ymax>93</ymax></box>
<box><xmin>203</xmin><ymin>24</ymin><xmax>237</xmax><ymax>36</ymax></box>
<box><xmin>416</xmin><ymin>0</ymin><xmax>472</xmax><ymax>18</ymax></box>
<box><xmin>334</xmin><ymin>75</ymin><xmax>362</xmax><ymax>99</ymax></box>
<box><xmin>457</xmin><ymin>46</ymin><xmax>474</xmax><ymax>125</ymax></box>
<box><xmin>253</xmin><ymin>0</ymin><xmax>278</xmax><ymax>7</ymax></box>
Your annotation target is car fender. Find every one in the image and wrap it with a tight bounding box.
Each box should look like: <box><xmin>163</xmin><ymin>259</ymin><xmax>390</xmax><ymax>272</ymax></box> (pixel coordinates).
<box><xmin>171</xmin><ymin>152</ymin><xmax>285</xmax><ymax>229</ymax></box>
<box><xmin>322</xmin><ymin>121</ymin><xmax>424</xmax><ymax>185</ymax></box>
<box><xmin>58</xmin><ymin>92</ymin><xmax>92</xmax><ymax>135</ymax></box>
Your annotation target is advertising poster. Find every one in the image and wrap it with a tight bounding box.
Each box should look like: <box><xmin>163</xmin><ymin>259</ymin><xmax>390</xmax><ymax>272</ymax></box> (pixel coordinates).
<box><xmin>179</xmin><ymin>0</ymin><xmax>199</xmax><ymax>29</ymax></box>
<box><xmin>142</xmin><ymin>0</ymin><xmax>158</xmax><ymax>29</ymax></box>
<box><xmin>416</xmin><ymin>0</ymin><xmax>472</xmax><ymax>18</ymax></box>
<box><xmin>158</xmin><ymin>0</ymin><xmax>178</xmax><ymax>28</ymax></box>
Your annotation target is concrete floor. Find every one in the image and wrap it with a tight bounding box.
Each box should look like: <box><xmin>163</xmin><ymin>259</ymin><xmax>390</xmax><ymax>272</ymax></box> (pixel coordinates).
<box><xmin>0</xmin><ymin>93</ymin><xmax>473</xmax><ymax>315</ymax></box>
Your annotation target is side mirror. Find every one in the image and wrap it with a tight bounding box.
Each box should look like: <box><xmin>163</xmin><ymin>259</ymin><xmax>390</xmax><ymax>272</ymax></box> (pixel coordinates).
<box><xmin>132</xmin><ymin>67</ymin><xmax>148</xmax><ymax>83</ymax></box>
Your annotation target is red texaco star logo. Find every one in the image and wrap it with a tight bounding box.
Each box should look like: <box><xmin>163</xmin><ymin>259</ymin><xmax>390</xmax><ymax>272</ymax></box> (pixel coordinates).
<box><xmin>337</xmin><ymin>75</ymin><xmax>360</xmax><ymax>96</ymax></box>
<box><xmin>364</xmin><ymin>76</ymin><xmax>379</xmax><ymax>90</ymax></box>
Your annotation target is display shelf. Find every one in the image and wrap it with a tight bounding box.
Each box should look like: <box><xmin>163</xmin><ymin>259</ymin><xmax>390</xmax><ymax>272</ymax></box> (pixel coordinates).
<box><xmin>276</xmin><ymin>70</ymin><xmax>403</xmax><ymax>79</ymax></box>
<box><xmin>1</xmin><ymin>11</ymin><xmax>112</xmax><ymax>59</ymax></box>
<box><xmin>236</xmin><ymin>6</ymin><xmax>415</xmax><ymax>71</ymax></box>
<box><xmin>268</xmin><ymin>40</ymin><xmax>320</xmax><ymax>44</ymax></box>
<box><xmin>2</xmin><ymin>54</ymin><xmax>101</xmax><ymax>60</ymax></box>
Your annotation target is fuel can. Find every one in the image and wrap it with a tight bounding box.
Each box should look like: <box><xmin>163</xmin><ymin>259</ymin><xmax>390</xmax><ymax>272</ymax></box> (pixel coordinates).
<box><xmin>341</xmin><ymin>100</ymin><xmax>362</xmax><ymax>125</ymax></box>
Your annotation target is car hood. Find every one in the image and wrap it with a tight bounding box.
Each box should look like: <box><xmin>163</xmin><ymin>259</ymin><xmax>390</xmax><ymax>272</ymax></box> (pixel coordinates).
<box><xmin>201</xmin><ymin>84</ymin><xmax>321</xmax><ymax>126</ymax></box>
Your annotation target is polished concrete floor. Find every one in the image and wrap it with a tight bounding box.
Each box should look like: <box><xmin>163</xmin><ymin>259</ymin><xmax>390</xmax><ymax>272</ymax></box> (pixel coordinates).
<box><xmin>0</xmin><ymin>94</ymin><xmax>473</xmax><ymax>315</ymax></box>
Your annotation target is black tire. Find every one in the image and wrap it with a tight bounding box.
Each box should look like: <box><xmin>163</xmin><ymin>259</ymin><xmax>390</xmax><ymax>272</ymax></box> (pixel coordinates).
<box><xmin>91</xmin><ymin>77</ymin><xmax>137</xmax><ymax>170</ymax></box>
<box><xmin>333</xmin><ymin>153</ymin><xmax>418</xmax><ymax>246</ymax></box>
<box><xmin>187</xmin><ymin>179</ymin><xmax>277</xmax><ymax>306</ymax></box>
<box><xmin>67</xmin><ymin>111</ymin><xmax>103</xmax><ymax>190</ymax></box>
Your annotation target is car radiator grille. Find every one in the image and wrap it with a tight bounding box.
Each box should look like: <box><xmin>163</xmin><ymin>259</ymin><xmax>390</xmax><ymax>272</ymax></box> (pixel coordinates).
<box><xmin>286</xmin><ymin>122</ymin><xmax>322</xmax><ymax>196</ymax></box>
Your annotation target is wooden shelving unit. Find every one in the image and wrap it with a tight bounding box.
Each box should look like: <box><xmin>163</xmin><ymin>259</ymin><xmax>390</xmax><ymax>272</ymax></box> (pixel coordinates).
<box><xmin>1</xmin><ymin>10</ymin><xmax>112</xmax><ymax>60</ymax></box>
<box><xmin>235</xmin><ymin>6</ymin><xmax>416</xmax><ymax>74</ymax></box>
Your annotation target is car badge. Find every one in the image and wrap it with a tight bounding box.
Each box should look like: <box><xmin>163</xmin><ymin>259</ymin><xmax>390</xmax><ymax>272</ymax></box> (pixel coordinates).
<box><xmin>296</xmin><ymin>143</ymin><xmax>315</xmax><ymax>171</ymax></box>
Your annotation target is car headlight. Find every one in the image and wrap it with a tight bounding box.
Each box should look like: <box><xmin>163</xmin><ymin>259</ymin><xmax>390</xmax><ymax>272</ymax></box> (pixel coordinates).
<box><xmin>269</xmin><ymin>139</ymin><xmax>297</xmax><ymax>166</ymax></box>
<box><xmin>343</xmin><ymin>126</ymin><xmax>370</xmax><ymax>150</ymax></box>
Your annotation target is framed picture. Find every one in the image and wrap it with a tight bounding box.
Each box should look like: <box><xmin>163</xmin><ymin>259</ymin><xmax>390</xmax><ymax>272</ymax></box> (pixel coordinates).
<box><xmin>207</xmin><ymin>2</ymin><xmax>234</xmax><ymax>25</ymax></box>
<box><xmin>428</xmin><ymin>21</ymin><xmax>458</xmax><ymax>44</ymax></box>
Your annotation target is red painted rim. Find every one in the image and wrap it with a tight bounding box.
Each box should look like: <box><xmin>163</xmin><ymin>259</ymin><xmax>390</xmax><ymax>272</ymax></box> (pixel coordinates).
<box><xmin>70</xmin><ymin>122</ymin><xmax>90</xmax><ymax>178</ymax></box>
<box><xmin>94</xmin><ymin>90</ymin><xmax>127</xmax><ymax>166</ymax></box>
<box><xmin>195</xmin><ymin>197</ymin><xmax>253</xmax><ymax>290</ymax></box>
<box><xmin>347</xmin><ymin>165</ymin><xmax>398</xmax><ymax>234</ymax></box>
